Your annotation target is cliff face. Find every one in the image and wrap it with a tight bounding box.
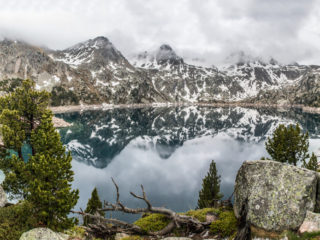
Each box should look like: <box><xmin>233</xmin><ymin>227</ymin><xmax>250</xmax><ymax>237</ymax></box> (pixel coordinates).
<box><xmin>0</xmin><ymin>37</ymin><xmax>319</xmax><ymax>106</ymax></box>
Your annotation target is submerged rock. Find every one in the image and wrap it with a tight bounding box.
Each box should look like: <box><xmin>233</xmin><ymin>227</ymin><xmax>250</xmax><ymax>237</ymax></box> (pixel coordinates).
<box><xmin>234</xmin><ymin>160</ymin><xmax>318</xmax><ymax>232</ymax></box>
<box><xmin>19</xmin><ymin>228</ymin><xmax>69</xmax><ymax>240</ymax></box>
<box><xmin>299</xmin><ymin>211</ymin><xmax>320</xmax><ymax>233</ymax></box>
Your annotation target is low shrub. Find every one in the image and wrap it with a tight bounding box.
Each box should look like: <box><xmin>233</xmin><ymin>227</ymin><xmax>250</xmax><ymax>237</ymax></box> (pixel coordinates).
<box><xmin>185</xmin><ymin>208</ymin><xmax>220</xmax><ymax>222</ymax></box>
<box><xmin>210</xmin><ymin>210</ymin><xmax>238</xmax><ymax>238</ymax></box>
<box><xmin>0</xmin><ymin>201</ymin><xmax>37</xmax><ymax>240</ymax></box>
<box><xmin>134</xmin><ymin>213</ymin><xmax>170</xmax><ymax>233</ymax></box>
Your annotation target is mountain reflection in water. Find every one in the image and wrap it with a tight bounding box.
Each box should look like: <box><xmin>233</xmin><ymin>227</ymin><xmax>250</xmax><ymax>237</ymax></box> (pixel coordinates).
<box><xmin>56</xmin><ymin>106</ymin><xmax>320</xmax><ymax>222</ymax></box>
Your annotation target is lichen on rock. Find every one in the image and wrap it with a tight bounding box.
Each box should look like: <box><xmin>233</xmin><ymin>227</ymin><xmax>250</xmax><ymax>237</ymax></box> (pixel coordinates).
<box><xmin>234</xmin><ymin>160</ymin><xmax>318</xmax><ymax>232</ymax></box>
<box><xmin>19</xmin><ymin>228</ymin><xmax>69</xmax><ymax>240</ymax></box>
<box><xmin>0</xmin><ymin>185</ymin><xmax>7</xmax><ymax>208</ymax></box>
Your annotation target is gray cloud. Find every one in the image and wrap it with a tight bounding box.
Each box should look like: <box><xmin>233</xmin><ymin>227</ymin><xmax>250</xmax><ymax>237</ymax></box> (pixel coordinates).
<box><xmin>0</xmin><ymin>0</ymin><xmax>319</xmax><ymax>65</ymax></box>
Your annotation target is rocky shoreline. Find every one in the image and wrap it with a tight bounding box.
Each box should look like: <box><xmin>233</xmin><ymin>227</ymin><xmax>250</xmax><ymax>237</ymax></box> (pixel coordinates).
<box><xmin>50</xmin><ymin>102</ymin><xmax>320</xmax><ymax>114</ymax></box>
<box><xmin>52</xmin><ymin>116</ymin><xmax>72</xmax><ymax>128</ymax></box>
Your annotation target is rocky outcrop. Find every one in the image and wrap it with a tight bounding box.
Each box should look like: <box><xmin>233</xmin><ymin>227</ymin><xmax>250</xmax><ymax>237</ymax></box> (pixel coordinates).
<box><xmin>298</xmin><ymin>211</ymin><xmax>320</xmax><ymax>233</ymax></box>
<box><xmin>19</xmin><ymin>228</ymin><xmax>69</xmax><ymax>240</ymax></box>
<box><xmin>234</xmin><ymin>160</ymin><xmax>318</xmax><ymax>232</ymax></box>
<box><xmin>0</xmin><ymin>185</ymin><xmax>7</xmax><ymax>207</ymax></box>
<box><xmin>52</xmin><ymin>116</ymin><xmax>72</xmax><ymax>128</ymax></box>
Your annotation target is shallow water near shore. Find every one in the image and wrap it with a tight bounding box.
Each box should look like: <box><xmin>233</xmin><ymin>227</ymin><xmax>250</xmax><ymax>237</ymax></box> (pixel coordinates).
<box><xmin>55</xmin><ymin>106</ymin><xmax>320</xmax><ymax>222</ymax></box>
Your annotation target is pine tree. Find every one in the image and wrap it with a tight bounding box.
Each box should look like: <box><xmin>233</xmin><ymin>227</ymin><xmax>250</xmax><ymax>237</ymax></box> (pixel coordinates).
<box><xmin>0</xmin><ymin>79</ymin><xmax>51</xmax><ymax>197</ymax></box>
<box><xmin>303</xmin><ymin>153</ymin><xmax>319</xmax><ymax>171</ymax></box>
<box><xmin>265</xmin><ymin>124</ymin><xmax>309</xmax><ymax>166</ymax></box>
<box><xmin>84</xmin><ymin>188</ymin><xmax>103</xmax><ymax>226</ymax></box>
<box><xmin>0</xmin><ymin>79</ymin><xmax>79</xmax><ymax>231</ymax></box>
<box><xmin>197</xmin><ymin>160</ymin><xmax>223</xmax><ymax>209</ymax></box>
<box><xmin>26</xmin><ymin>112</ymin><xmax>79</xmax><ymax>230</ymax></box>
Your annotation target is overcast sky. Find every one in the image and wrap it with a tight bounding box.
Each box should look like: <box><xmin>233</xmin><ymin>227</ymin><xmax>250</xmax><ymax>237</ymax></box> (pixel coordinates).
<box><xmin>0</xmin><ymin>0</ymin><xmax>320</xmax><ymax>65</ymax></box>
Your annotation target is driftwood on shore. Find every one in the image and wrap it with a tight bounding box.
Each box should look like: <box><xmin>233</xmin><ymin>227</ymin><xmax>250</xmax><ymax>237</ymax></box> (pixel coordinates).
<box><xmin>73</xmin><ymin>178</ymin><xmax>213</xmax><ymax>238</ymax></box>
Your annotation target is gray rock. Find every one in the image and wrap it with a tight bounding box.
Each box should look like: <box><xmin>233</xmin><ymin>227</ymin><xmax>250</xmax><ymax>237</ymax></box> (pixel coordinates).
<box><xmin>234</xmin><ymin>160</ymin><xmax>318</xmax><ymax>232</ymax></box>
<box><xmin>0</xmin><ymin>185</ymin><xmax>7</xmax><ymax>207</ymax></box>
<box><xmin>163</xmin><ymin>238</ymin><xmax>192</xmax><ymax>240</ymax></box>
<box><xmin>114</xmin><ymin>233</ymin><xmax>130</xmax><ymax>240</ymax></box>
<box><xmin>19</xmin><ymin>228</ymin><xmax>69</xmax><ymax>240</ymax></box>
<box><xmin>299</xmin><ymin>211</ymin><xmax>320</xmax><ymax>233</ymax></box>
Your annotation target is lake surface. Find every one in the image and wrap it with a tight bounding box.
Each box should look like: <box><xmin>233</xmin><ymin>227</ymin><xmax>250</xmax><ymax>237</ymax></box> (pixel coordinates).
<box><xmin>56</xmin><ymin>106</ymin><xmax>320</xmax><ymax>222</ymax></box>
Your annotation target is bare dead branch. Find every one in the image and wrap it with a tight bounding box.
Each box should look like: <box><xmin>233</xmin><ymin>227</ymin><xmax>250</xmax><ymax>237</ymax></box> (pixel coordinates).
<box><xmin>73</xmin><ymin>178</ymin><xmax>213</xmax><ymax>238</ymax></box>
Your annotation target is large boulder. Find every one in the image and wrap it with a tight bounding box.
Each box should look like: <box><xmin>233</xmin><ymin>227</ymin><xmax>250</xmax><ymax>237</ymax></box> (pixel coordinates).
<box><xmin>0</xmin><ymin>185</ymin><xmax>7</xmax><ymax>207</ymax></box>
<box><xmin>234</xmin><ymin>160</ymin><xmax>318</xmax><ymax>232</ymax></box>
<box><xmin>20</xmin><ymin>228</ymin><xmax>69</xmax><ymax>240</ymax></box>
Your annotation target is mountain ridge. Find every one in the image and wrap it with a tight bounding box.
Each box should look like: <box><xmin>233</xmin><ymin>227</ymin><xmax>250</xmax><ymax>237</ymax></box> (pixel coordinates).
<box><xmin>0</xmin><ymin>36</ymin><xmax>319</xmax><ymax>107</ymax></box>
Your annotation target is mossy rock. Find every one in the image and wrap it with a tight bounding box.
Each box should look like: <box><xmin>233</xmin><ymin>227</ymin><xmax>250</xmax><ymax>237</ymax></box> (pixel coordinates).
<box><xmin>121</xmin><ymin>236</ymin><xmax>144</xmax><ymax>240</ymax></box>
<box><xmin>185</xmin><ymin>208</ymin><xmax>220</xmax><ymax>222</ymax></box>
<box><xmin>134</xmin><ymin>213</ymin><xmax>171</xmax><ymax>233</ymax></box>
<box><xmin>210</xmin><ymin>211</ymin><xmax>238</xmax><ymax>238</ymax></box>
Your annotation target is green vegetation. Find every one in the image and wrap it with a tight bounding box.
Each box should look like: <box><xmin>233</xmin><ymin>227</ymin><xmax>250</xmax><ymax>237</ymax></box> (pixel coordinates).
<box><xmin>303</xmin><ymin>152</ymin><xmax>319</xmax><ymax>171</ymax></box>
<box><xmin>84</xmin><ymin>188</ymin><xmax>104</xmax><ymax>226</ymax></box>
<box><xmin>121</xmin><ymin>236</ymin><xmax>144</xmax><ymax>240</ymax></box>
<box><xmin>197</xmin><ymin>160</ymin><xmax>223</xmax><ymax>209</ymax></box>
<box><xmin>284</xmin><ymin>230</ymin><xmax>320</xmax><ymax>240</ymax></box>
<box><xmin>51</xmin><ymin>86</ymin><xmax>80</xmax><ymax>106</ymax></box>
<box><xmin>133</xmin><ymin>208</ymin><xmax>236</xmax><ymax>238</ymax></box>
<box><xmin>0</xmin><ymin>201</ymin><xmax>37</xmax><ymax>240</ymax></box>
<box><xmin>265</xmin><ymin>124</ymin><xmax>309</xmax><ymax>166</ymax></box>
<box><xmin>0</xmin><ymin>78</ymin><xmax>23</xmax><ymax>93</ymax></box>
<box><xmin>185</xmin><ymin>208</ymin><xmax>220</xmax><ymax>222</ymax></box>
<box><xmin>0</xmin><ymin>79</ymin><xmax>79</xmax><ymax>231</ymax></box>
<box><xmin>210</xmin><ymin>210</ymin><xmax>238</xmax><ymax>238</ymax></box>
<box><xmin>134</xmin><ymin>213</ymin><xmax>170</xmax><ymax>233</ymax></box>
<box><xmin>265</xmin><ymin>123</ymin><xmax>319</xmax><ymax>170</ymax></box>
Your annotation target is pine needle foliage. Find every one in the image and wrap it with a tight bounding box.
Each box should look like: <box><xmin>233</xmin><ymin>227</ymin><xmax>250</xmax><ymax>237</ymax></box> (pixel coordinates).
<box><xmin>197</xmin><ymin>160</ymin><xmax>223</xmax><ymax>209</ymax></box>
<box><xmin>0</xmin><ymin>79</ymin><xmax>79</xmax><ymax>231</ymax></box>
<box><xmin>84</xmin><ymin>188</ymin><xmax>103</xmax><ymax>226</ymax></box>
<box><xmin>265</xmin><ymin>124</ymin><xmax>309</xmax><ymax>166</ymax></box>
<box><xmin>303</xmin><ymin>152</ymin><xmax>319</xmax><ymax>171</ymax></box>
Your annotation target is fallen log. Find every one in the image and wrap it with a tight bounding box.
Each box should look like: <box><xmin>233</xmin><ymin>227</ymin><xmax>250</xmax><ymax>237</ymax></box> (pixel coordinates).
<box><xmin>72</xmin><ymin>178</ymin><xmax>212</xmax><ymax>238</ymax></box>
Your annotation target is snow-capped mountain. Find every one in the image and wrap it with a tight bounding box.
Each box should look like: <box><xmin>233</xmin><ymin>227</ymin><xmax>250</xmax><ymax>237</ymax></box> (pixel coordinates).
<box><xmin>57</xmin><ymin>106</ymin><xmax>320</xmax><ymax>168</ymax></box>
<box><xmin>0</xmin><ymin>36</ymin><xmax>319</xmax><ymax>107</ymax></box>
<box><xmin>131</xmin><ymin>44</ymin><xmax>184</xmax><ymax>68</ymax></box>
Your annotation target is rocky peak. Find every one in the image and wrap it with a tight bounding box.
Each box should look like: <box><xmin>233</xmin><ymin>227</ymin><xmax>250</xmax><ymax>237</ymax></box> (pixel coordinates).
<box><xmin>66</xmin><ymin>36</ymin><xmax>112</xmax><ymax>51</ymax></box>
<box><xmin>159</xmin><ymin>44</ymin><xmax>173</xmax><ymax>51</ymax></box>
<box><xmin>155</xmin><ymin>44</ymin><xmax>183</xmax><ymax>65</ymax></box>
<box><xmin>131</xmin><ymin>44</ymin><xmax>184</xmax><ymax>68</ymax></box>
<box><xmin>54</xmin><ymin>36</ymin><xmax>127</xmax><ymax>66</ymax></box>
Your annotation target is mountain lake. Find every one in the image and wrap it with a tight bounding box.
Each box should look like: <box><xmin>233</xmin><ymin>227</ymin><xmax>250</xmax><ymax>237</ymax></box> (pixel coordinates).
<box><xmin>54</xmin><ymin>106</ymin><xmax>320</xmax><ymax>222</ymax></box>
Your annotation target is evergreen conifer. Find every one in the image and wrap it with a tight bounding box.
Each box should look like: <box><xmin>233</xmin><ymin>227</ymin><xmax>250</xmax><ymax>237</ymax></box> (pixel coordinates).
<box><xmin>0</xmin><ymin>79</ymin><xmax>79</xmax><ymax>231</ymax></box>
<box><xmin>197</xmin><ymin>160</ymin><xmax>223</xmax><ymax>209</ymax></box>
<box><xmin>303</xmin><ymin>152</ymin><xmax>319</xmax><ymax>171</ymax></box>
<box><xmin>265</xmin><ymin>124</ymin><xmax>309</xmax><ymax>166</ymax></box>
<box><xmin>84</xmin><ymin>188</ymin><xmax>103</xmax><ymax>226</ymax></box>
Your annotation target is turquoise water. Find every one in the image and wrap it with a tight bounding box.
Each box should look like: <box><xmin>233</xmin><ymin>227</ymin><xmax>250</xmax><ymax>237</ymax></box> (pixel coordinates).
<box><xmin>55</xmin><ymin>106</ymin><xmax>320</xmax><ymax>222</ymax></box>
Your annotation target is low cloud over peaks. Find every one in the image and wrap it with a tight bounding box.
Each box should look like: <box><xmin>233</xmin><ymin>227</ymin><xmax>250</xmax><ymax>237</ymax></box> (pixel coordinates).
<box><xmin>0</xmin><ymin>0</ymin><xmax>319</xmax><ymax>65</ymax></box>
